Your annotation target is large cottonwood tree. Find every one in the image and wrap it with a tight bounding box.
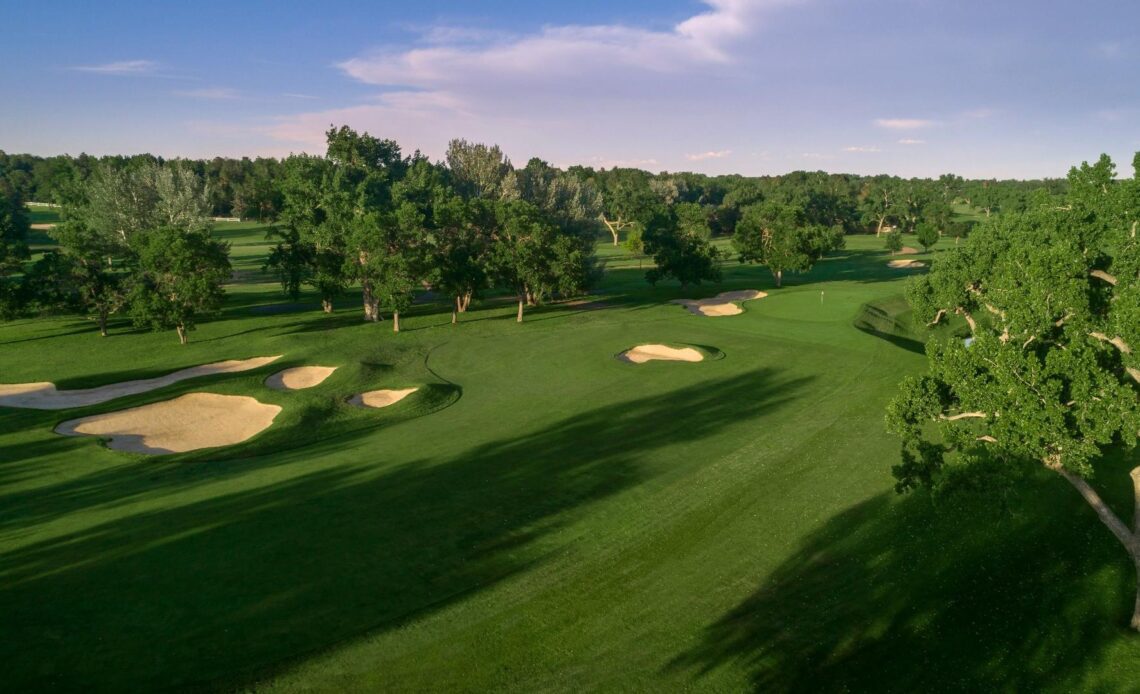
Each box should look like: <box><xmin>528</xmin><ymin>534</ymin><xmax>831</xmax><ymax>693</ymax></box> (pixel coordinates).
<box><xmin>889</xmin><ymin>155</ymin><xmax>1140</xmax><ymax>627</ymax></box>
<box><xmin>734</xmin><ymin>201</ymin><xmax>832</xmax><ymax>287</ymax></box>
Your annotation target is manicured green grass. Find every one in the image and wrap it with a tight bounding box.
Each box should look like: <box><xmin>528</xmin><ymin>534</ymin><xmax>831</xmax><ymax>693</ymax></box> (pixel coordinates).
<box><xmin>951</xmin><ymin>200</ymin><xmax>988</xmax><ymax>224</ymax></box>
<box><xmin>2</xmin><ymin>232</ymin><xmax>1138</xmax><ymax>691</ymax></box>
<box><xmin>26</xmin><ymin>205</ymin><xmax>62</xmax><ymax>225</ymax></box>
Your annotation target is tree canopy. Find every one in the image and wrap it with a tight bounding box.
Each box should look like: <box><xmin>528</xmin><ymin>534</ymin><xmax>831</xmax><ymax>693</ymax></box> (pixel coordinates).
<box><xmin>888</xmin><ymin>154</ymin><xmax>1140</xmax><ymax>627</ymax></box>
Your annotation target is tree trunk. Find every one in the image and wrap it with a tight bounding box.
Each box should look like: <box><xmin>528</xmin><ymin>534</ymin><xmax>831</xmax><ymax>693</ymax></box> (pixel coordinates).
<box><xmin>453</xmin><ymin>295</ymin><xmax>460</xmax><ymax>325</ymax></box>
<box><xmin>362</xmin><ymin>281</ymin><xmax>378</xmax><ymax>322</ymax></box>
<box><xmin>526</xmin><ymin>289</ymin><xmax>536</xmax><ymax>307</ymax></box>
<box><xmin>321</xmin><ymin>298</ymin><xmax>333</xmax><ymax>314</ymax></box>
<box><xmin>1049</xmin><ymin>461</ymin><xmax>1140</xmax><ymax>631</ymax></box>
<box><xmin>876</xmin><ymin>217</ymin><xmax>885</xmax><ymax>237</ymax></box>
<box><xmin>460</xmin><ymin>291</ymin><xmax>471</xmax><ymax>312</ymax></box>
<box><xmin>517</xmin><ymin>297</ymin><xmax>524</xmax><ymax>323</ymax></box>
<box><xmin>603</xmin><ymin>218</ymin><xmax>620</xmax><ymax>246</ymax></box>
<box><xmin>98</xmin><ymin>310</ymin><xmax>108</xmax><ymax>337</ymax></box>
<box><xmin>176</xmin><ymin>323</ymin><xmax>188</xmax><ymax>345</ymax></box>
<box><xmin>393</xmin><ymin>310</ymin><xmax>400</xmax><ymax>333</ymax></box>
<box><xmin>775</xmin><ymin>269</ymin><xmax>783</xmax><ymax>288</ymax></box>
<box><xmin>1133</xmin><ymin>557</ymin><xmax>1140</xmax><ymax>631</ymax></box>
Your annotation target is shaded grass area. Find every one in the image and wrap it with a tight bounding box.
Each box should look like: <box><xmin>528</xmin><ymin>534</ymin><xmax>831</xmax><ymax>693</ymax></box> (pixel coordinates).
<box><xmin>670</xmin><ymin>456</ymin><xmax>1140</xmax><ymax>692</ymax></box>
<box><xmin>3</xmin><ymin>231</ymin><xmax>1140</xmax><ymax>691</ymax></box>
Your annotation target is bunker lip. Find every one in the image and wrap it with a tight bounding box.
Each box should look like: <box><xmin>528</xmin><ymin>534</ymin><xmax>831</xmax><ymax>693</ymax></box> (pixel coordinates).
<box><xmin>670</xmin><ymin>289</ymin><xmax>767</xmax><ymax>317</ymax></box>
<box><xmin>618</xmin><ymin>344</ymin><xmax>705</xmax><ymax>364</ymax></box>
<box><xmin>265</xmin><ymin>366</ymin><xmax>337</xmax><ymax>391</ymax></box>
<box><xmin>899</xmin><ymin>246</ymin><xmax>920</xmax><ymax>255</ymax></box>
<box><xmin>0</xmin><ymin>356</ymin><xmax>282</xmax><ymax>410</ymax></box>
<box><xmin>888</xmin><ymin>259</ymin><xmax>926</xmax><ymax>269</ymax></box>
<box><xmin>348</xmin><ymin>387</ymin><xmax>419</xmax><ymax>409</ymax></box>
<box><xmin>54</xmin><ymin>392</ymin><xmax>281</xmax><ymax>455</ymax></box>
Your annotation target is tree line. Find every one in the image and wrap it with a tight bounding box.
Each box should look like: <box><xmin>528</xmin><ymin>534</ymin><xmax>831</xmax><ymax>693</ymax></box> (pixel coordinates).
<box><xmin>0</xmin><ymin>129</ymin><xmax>1069</xmax><ymax>343</ymax></box>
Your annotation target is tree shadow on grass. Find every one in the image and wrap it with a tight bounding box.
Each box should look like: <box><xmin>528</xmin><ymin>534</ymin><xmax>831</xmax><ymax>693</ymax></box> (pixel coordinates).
<box><xmin>852</xmin><ymin>300</ymin><xmax>927</xmax><ymax>356</ymax></box>
<box><xmin>669</xmin><ymin>460</ymin><xmax>1140</xmax><ymax>693</ymax></box>
<box><xmin>0</xmin><ymin>367</ymin><xmax>810</xmax><ymax>691</ymax></box>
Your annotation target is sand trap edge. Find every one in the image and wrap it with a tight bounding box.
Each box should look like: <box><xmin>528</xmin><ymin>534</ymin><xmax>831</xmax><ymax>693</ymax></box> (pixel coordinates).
<box><xmin>53</xmin><ymin>392</ymin><xmax>283</xmax><ymax>455</ymax></box>
<box><xmin>348</xmin><ymin>387</ymin><xmax>420</xmax><ymax>409</ymax></box>
<box><xmin>615</xmin><ymin>343</ymin><xmax>724</xmax><ymax>364</ymax></box>
<box><xmin>265</xmin><ymin>366</ymin><xmax>338</xmax><ymax>391</ymax></box>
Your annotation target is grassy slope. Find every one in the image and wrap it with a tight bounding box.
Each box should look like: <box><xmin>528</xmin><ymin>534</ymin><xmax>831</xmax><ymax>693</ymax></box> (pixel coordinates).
<box><xmin>1</xmin><ymin>230</ymin><xmax>1138</xmax><ymax>692</ymax></box>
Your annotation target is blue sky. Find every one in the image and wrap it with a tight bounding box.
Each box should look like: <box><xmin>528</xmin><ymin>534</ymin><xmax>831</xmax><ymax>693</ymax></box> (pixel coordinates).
<box><xmin>3</xmin><ymin>0</ymin><xmax>1138</xmax><ymax>178</ymax></box>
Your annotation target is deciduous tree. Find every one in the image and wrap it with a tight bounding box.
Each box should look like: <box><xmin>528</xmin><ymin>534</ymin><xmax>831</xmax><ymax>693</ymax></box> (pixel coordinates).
<box><xmin>889</xmin><ymin>155</ymin><xmax>1140</xmax><ymax>628</ymax></box>
<box><xmin>128</xmin><ymin>228</ymin><xmax>231</xmax><ymax>344</ymax></box>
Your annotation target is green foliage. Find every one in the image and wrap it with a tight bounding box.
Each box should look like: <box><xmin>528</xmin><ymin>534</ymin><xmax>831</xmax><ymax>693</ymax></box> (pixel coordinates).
<box><xmin>884</xmin><ymin>230</ymin><xmax>903</xmax><ymax>253</ymax></box>
<box><xmin>127</xmin><ymin>228</ymin><xmax>231</xmax><ymax>343</ymax></box>
<box><xmin>915</xmin><ymin>222</ymin><xmax>940</xmax><ymax>252</ymax></box>
<box><xmin>642</xmin><ymin>208</ymin><xmax>721</xmax><ymax>287</ymax></box>
<box><xmin>734</xmin><ymin>201</ymin><xmax>835</xmax><ymax>286</ymax></box>
<box><xmin>263</xmin><ymin>224</ymin><xmax>313</xmax><ymax>301</ymax></box>
<box><xmin>0</xmin><ymin>180</ymin><xmax>30</xmax><ymax>318</ymax></box>
<box><xmin>890</xmin><ymin>153</ymin><xmax>1140</xmax><ymax>502</ymax></box>
<box><xmin>445</xmin><ymin>139</ymin><xmax>514</xmax><ymax>200</ymax></box>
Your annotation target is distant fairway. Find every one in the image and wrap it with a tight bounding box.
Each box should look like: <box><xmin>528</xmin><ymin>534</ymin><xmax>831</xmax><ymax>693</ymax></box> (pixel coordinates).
<box><xmin>2</xmin><ymin>227</ymin><xmax>1139</xmax><ymax>691</ymax></box>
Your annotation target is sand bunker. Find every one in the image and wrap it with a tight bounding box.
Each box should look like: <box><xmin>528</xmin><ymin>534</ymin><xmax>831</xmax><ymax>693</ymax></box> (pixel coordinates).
<box><xmin>888</xmin><ymin>259</ymin><xmax>926</xmax><ymax>269</ymax></box>
<box><xmin>671</xmin><ymin>289</ymin><xmax>767</xmax><ymax>317</ymax></box>
<box><xmin>30</xmin><ymin>223</ymin><xmax>56</xmax><ymax>230</ymax></box>
<box><xmin>899</xmin><ymin>246</ymin><xmax>919</xmax><ymax>255</ymax></box>
<box><xmin>0</xmin><ymin>356</ymin><xmax>281</xmax><ymax>410</ymax></box>
<box><xmin>348</xmin><ymin>388</ymin><xmax>419</xmax><ymax>409</ymax></box>
<box><xmin>618</xmin><ymin>344</ymin><xmax>704</xmax><ymax>364</ymax></box>
<box><xmin>55</xmin><ymin>393</ymin><xmax>281</xmax><ymax>454</ymax></box>
<box><xmin>266</xmin><ymin>366</ymin><xmax>337</xmax><ymax>391</ymax></box>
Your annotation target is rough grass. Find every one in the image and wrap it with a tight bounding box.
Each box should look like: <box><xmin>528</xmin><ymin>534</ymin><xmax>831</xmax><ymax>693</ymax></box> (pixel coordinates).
<box><xmin>2</xmin><ymin>231</ymin><xmax>1138</xmax><ymax>691</ymax></box>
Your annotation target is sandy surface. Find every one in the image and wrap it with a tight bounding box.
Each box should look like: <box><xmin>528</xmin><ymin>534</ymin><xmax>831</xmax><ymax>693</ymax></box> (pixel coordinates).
<box><xmin>671</xmin><ymin>289</ymin><xmax>767</xmax><ymax>317</ymax></box>
<box><xmin>348</xmin><ymin>388</ymin><xmax>419</xmax><ymax>409</ymax></box>
<box><xmin>0</xmin><ymin>356</ymin><xmax>282</xmax><ymax>410</ymax></box>
<box><xmin>30</xmin><ymin>223</ymin><xmax>56</xmax><ymax>230</ymax></box>
<box><xmin>55</xmin><ymin>393</ymin><xmax>281</xmax><ymax>454</ymax></box>
<box><xmin>888</xmin><ymin>259</ymin><xmax>926</xmax><ymax>269</ymax></box>
<box><xmin>899</xmin><ymin>246</ymin><xmax>919</xmax><ymax>255</ymax></box>
<box><xmin>266</xmin><ymin>366</ymin><xmax>337</xmax><ymax>391</ymax></box>
<box><xmin>618</xmin><ymin>344</ymin><xmax>705</xmax><ymax>364</ymax></box>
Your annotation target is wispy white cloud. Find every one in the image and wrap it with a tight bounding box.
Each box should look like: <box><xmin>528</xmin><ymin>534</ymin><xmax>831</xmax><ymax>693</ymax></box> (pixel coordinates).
<box><xmin>897</xmin><ymin>138</ymin><xmax>925</xmax><ymax>145</ymax></box>
<box><xmin>874</xmin><ymin>117</ymin><xmax>938</xmax><ymax>130</ymax></box>
<box><xmin>842</xmin><ymin>145</ymin><xmax>880</xmax><ymax>153</ymax></box>
<box><xmin>282</xmin><ymin>92</ymin><xmax>320</xmax><ymax>100</ymax></box>
<box><xmin>686</xmin><ymin>149</ymin><xmax>732</xmax><ymax>161</ymax></box>
<box><xmin>417</xmin><ymin>25</ymin><xmax>515</xmax><ymax>45</ymax></box>
<box><xmin>175</xmin><ymin>87</ymin><xmax>240</xmax><ymax>100</ymax></box>
<box><xmin>340</xmin><ymin>0</ymin><xmax>805</xmax><ymax>89</ymax></box>
<box><xmin>72</xmin><ymin>59</ymin><xmax>158</xmax><ymax>75</ymax></box>
<box><xmin>265</xmin><ymin>0</ymin><xmax>808</xmax><ymax>167</ymax></box>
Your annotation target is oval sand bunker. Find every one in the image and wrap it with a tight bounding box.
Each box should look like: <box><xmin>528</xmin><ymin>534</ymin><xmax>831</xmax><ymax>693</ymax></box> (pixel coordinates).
<box><xmin>618</xmin><ymin>344</ymin><xmax>704</xmax><ymax>364</ymax></box>
<box><xmin>349</xmin><ymin>388</ymin><xmax>419</xmax><ymax>409</ymax></box>
<box><xmin>888</xmin><ymin>259</ymin><xmax>926</xmax><ymax>269</ymax></box>
<box><xmin>671</xmin><ymin>289</ymin><xmax>767</xmax><ymax>317</ymax></box>
<box><xmin>0</xmin><ymin>355</ymin><xmax>282</xmax><ymax>410</ymax></box>
<box><xmin>265</xmin><ymin>366</ymin><xmax>337</xmax><ymax>391</ymax></box>
<box><xmin>55</xmin><ymin>393</ymin><xmax>282</xmax><ymax>455</ymax></box>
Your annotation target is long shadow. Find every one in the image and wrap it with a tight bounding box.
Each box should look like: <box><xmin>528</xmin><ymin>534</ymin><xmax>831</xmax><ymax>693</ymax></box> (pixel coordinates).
<box><xmin>852</xmin><ymin>301</ymin><xmax>927</xmax><ymax>355</ymax></box>
<box><xmin>0</xmin><ymin>367</ymin><xmax>809</xmax><ymax>691</ymax></box>
<box><xmin>0</xmin><ymin>320</ymin><xmax>100</xmax><ymax>345</ymax></box>
<box><xmin>669</xmin><ymin>458</ymin><xmax>1140</xmax><ymax>692</ymax></box>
